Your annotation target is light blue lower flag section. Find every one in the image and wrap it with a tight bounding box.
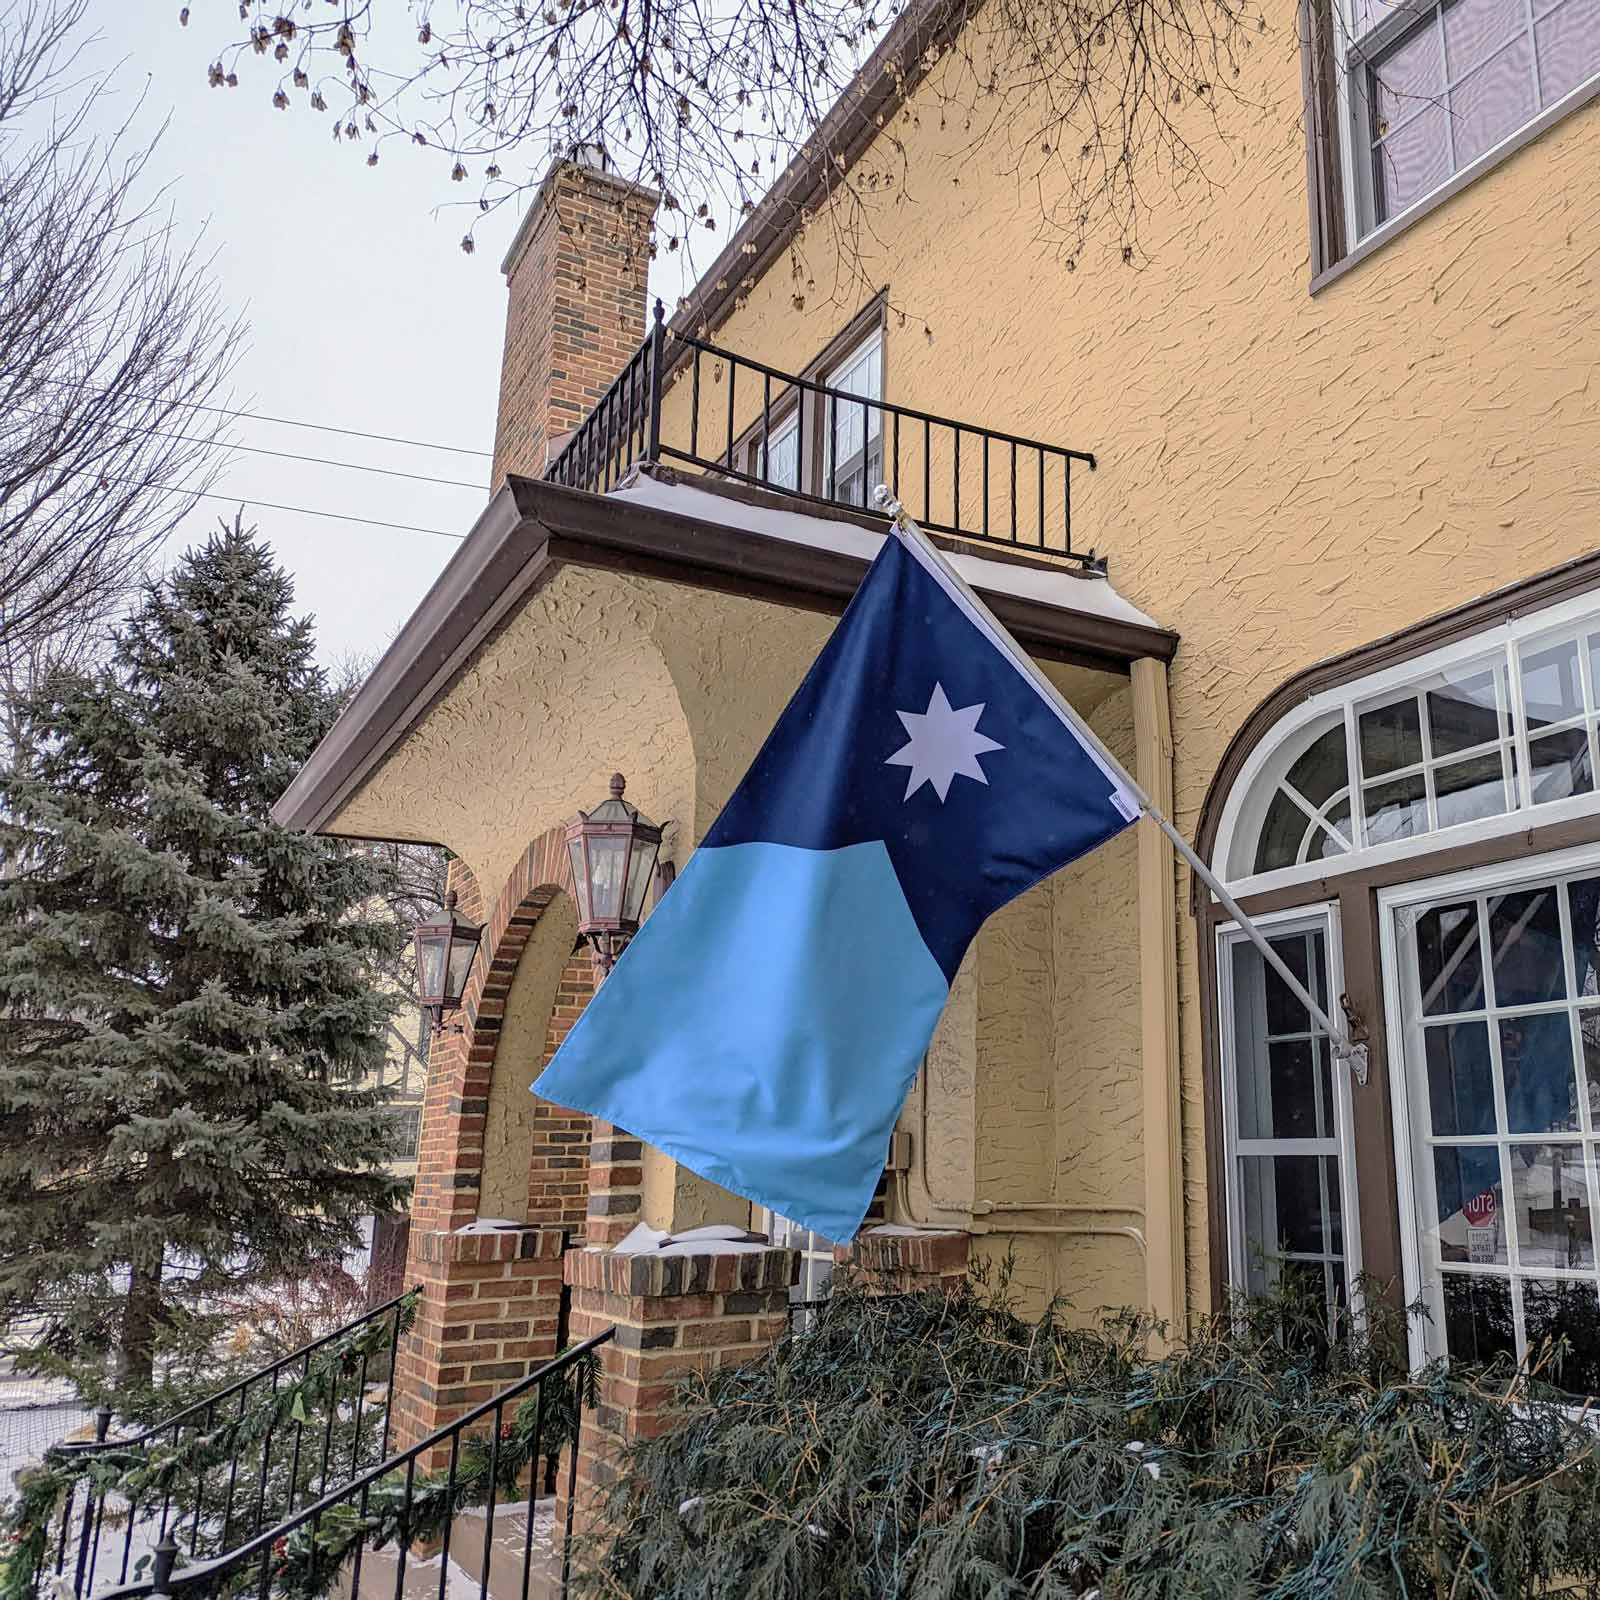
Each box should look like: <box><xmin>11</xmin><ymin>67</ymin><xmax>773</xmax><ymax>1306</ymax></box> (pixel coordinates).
<box><xmin>531</xmin><ymin>840</ymin><xmax>950</xmax><ymax>1243</ymax></box>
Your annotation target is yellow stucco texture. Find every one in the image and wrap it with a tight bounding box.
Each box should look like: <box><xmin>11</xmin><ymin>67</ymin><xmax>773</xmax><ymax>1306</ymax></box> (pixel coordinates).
<box><xmin>479</xmin><ymin>893</ymin><xmax>578</xmax><ymax>1222</ymax></box>
<box><xmin>648</xmin><ymin>0</ymin><xmax>1600</xmax><ymax>1314</ymax></box>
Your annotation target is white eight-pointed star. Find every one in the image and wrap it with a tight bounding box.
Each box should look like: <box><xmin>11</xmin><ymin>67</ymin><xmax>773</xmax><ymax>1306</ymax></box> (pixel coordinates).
<box><xmin>885</xmin><ymin>683</ymin><xmax>1005</xmax><ymax>802</ymax></box>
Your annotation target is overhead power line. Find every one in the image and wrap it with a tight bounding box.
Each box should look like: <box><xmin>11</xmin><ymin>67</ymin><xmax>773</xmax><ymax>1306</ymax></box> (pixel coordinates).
<box><xmin>20</xmin><ymin>406</ymin><xmax>489</xmax><ymax>494</ymax></box>
<box><xmin>103</xmin><ymin>478</ymin><xmax>467</xmax><ymax>542</ymax></box>
<box><xmin>148</xmin><ymin>427</ymin><xmax>488</xmax><ymax>492</ymax></box>
<box><xmin>38</xmin><ymin>374</ymin><xmax>494</xmax><ymax>459</ymax></box>
<box><xmin>182</xmin><ymin>488</ymin><xmax>466</xmax><ymax>542</ymax></box>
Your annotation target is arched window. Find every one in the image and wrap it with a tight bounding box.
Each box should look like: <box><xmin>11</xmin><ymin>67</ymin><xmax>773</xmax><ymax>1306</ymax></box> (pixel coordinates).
<box><xmin>1202</xmin><ymin>573</ymin><xmax>1600</xmax><ymax>1396</ymax></box>
<box><xmin>1215</xmin><ymin>591</ymin><xmax>1600</xmax><ymax>895</ymax></box>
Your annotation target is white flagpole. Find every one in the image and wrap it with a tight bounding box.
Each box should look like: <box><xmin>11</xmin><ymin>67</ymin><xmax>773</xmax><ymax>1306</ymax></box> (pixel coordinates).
<box><xmin>874</xmin><ymin>488</ymin><xmax>1369</xmax><ymax>1081</ymax></box>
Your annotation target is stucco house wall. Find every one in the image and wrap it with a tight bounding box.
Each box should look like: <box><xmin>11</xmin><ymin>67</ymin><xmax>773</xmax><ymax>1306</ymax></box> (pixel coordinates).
<box><xmin>641</xmin><ymin>0</ymin><xmax>1600</xmax><ymax>1313</ymax></box>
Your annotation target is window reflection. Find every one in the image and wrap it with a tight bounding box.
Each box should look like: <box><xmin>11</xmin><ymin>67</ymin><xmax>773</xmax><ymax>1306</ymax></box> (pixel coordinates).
<box><xmin>1402</xmin><ymin>870</ymin><xmax>1600</xmax><ymax>1399</ymax></box>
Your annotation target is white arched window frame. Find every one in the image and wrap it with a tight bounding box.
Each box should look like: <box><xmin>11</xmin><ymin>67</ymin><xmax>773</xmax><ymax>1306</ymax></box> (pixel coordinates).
<box><xmin>1212</xmin><ymin>588</ymin><xmax>1600</xmax><ymax>899</ymax></box>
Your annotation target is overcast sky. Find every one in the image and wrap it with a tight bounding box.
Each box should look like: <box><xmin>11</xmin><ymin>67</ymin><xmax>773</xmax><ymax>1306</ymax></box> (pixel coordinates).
<box><xmin>70</xmin><ymin>2</ymin><xmax>694</xmax><ymax>671</ymax></box>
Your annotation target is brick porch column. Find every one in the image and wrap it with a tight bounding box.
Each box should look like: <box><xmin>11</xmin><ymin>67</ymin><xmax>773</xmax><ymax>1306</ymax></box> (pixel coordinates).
<box><xmin>583</xmin><ymin>1123</ymin><xmax>646</xmax><ymax>1246</ymax></box>
<box><xmin>561</xmin><ymin>1244</ymin><xmax>799</xmax><ymax>1529</ymax></box>
<box><xmin>834</xmin><ymin>1226</ymin><xmax>972</xmax><ymax>1293</ymax></box>
<box><xmin>390</xmin><ymin>1225</ymin><xmax>567</xmax><ymax>1459</ymax></box>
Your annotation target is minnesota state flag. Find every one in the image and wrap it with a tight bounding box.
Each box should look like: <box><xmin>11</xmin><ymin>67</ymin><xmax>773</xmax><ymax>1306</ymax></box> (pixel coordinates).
<box><xmin>533</xmin><ymin>518</ymin><xmax>1140</xmax><ymax>1241</ymax></box>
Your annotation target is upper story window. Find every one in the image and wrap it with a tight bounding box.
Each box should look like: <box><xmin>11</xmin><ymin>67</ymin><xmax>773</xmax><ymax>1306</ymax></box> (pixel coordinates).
<box><xmin>824</xmin><ymin>331</ymin><xmax>883</xmax><ymax>507</ymax></box>
<box><xmin>1310</xmin><ymin>0</ymin><xmax>1600</xmax><ymax>275</ymax></box>
<box><xmin>759</xmin><ymin>412</ymin><xmax>800</xmax><ymax>491</ymax></box>
<box><xmin>1216</xmin><ymin>593</ymin><xmax>1600</xmax><ymax>892</ymax></box>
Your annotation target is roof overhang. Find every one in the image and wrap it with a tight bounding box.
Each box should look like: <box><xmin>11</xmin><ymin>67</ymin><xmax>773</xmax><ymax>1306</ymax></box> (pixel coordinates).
<box><xmin>273</xmin><ymin>470</ymin><xmax>1177</xmax><ymax>836</ymax></box>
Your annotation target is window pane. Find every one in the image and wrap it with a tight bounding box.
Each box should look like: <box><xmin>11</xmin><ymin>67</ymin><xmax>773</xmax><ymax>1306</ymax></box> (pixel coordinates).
<box><xmin>1286</xmin><ymin>723</ymin><xmax>1350</xmax><ymax>809</ymax></box>
<box><xmin>1365</xmin><ymin>771</ymin><xmax>1429</xmax><ymax>844</ymax></box>
<box><xmin>1359</xmin><ymin>696</ymin><xmax>1423</xmax><ymax>775</ymax></box>
<box><xmin>1427</xmin><ymin>665</ymin><xmax>1502</xmax><ymax>757</ymax></box>
<box><xmin>1537</xmin><ymin>0</ymin><xmax>1600</xmax><ymax>103</ymax></box>
<box><xmin>1442</xmin><ymin>0</ymin><xmax>1526</xmax><ymax>79</ymax></box>
<box><xmin>1441</xmin><ymin>1273</ymin><xmax>1517</xmax><ymax>1368</ymax></box>
<box><xmin>1415</xmin><ymin>899</ymin><xmax>1485</xmax><ymax>1016</ymax></box>
<box><xmin>1432</xmin><ymin>1144</ymin><xmax>1508</xmax><ymax>1265</ymax></box>
<box><xmin>1488</xmin><ymin>886</ymin><xmax>1567</xmax><ymax>1007</ymax></box>
<box><xmin>1529</xmin><ymin>727</ymin><xmax>1593</xmax><ymax>804</ymax></box>
<box><xmin>1521</xmin><ymin>636</ymin><xmax>1585</xmax><ymax>730</ymax></box>
<box><xmin>1522</xmin><ymin>1278</ymin><xmax>1600</xmax><ymax>1396</ymax></box>
<box><xmin>1450</xmin><ymin>37</ymin><xmax>1538</xmax><ymax>167</ymax></box>
<box><xmin>1371</xmin><ymin>14</ymin><xmax>1445</xmax><ymax>134</ymax></box>
<box><xmin>763</xmin><ymin>418</ymin><xmax>799</xmax><ymax>489</ymax></box>
<box><xmin>1499</xmin><ymin>1011</ymin><xmax>1579</xmax><ymax>1134</ymax></box>
<box><xmin>1569</xmin><ymin>877</ymin><xmax>1600</xmax><ymax>999</ymax></box>
<box><xmin>1263</xmin><ymin>929</ymin><xmax>1328</xmax><ymax>1034</ymax></box>
<box><xmin>1582</xmin><ymin>1014</ymin><xmax>1600</xmax><ymax>1120</ymax></box>
<box><xmin>1254</xmin><ymin>788</ymin><xmax>1315</xmax><ymax>873</ymax></box>
<box><xmin>1307</xmin><ymin>808</ymin><xmax>1351</xmax><ymax>861</ymax></box>
<box><xmin>1426</xmin><ymin>1020</ymin><xmax>1496</xmax><ymax>1136</ymax></box>
<box><xmin>1509</xmin><ymin>1142</ymin><xmax>1594</xmax><ymax>1270</ymax></box>
<box><xmin>1241</xmin><ymin>1154</ymin><xmax>1344</xmax><ymax>1259</ymax></box>
<box><xmin>1239</xmin><ymin>1036</ymin><xmax>1336</xmax><ymax>1141</ymax></box>
<box><xmin>1372</xmin><ymin>103</ymin><xmax>1452</xmax><ymax>220</ymax></box>
<box><xmin>1434</xmin><ymin>751</ymin><xmax>1510</xmax><ymax>828</ymax></box>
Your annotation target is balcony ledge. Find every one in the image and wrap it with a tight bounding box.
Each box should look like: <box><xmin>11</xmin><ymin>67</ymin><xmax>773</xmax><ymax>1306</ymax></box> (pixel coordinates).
<box><xmin>271</xmin><ymin>472</ymin><xmax>1177</xmax><ymax>838</ymax></box>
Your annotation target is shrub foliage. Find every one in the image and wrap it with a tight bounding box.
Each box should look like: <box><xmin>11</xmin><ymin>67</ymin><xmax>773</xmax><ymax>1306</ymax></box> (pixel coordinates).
<box><xmin>584</xmin><ymin>1272</ymin><xmax>1600</xmax><ymax>1598</ymax></box>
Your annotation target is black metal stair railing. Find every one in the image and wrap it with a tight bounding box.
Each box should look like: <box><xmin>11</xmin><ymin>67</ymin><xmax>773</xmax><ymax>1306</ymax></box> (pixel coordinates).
<box><xmin>39</xmin><ymin>1291</ymin><xmax>415</xmax><ymax>1599</ymax></box>
<box><xmin>104</xmin><ymin>1328</ymin><xmax>612</xmax><ymax>1600</ymax></box>
<box><xmin>545</xmin><ymin>302</ymin><xmax>1098</xmax><ymax>563</ymax></box>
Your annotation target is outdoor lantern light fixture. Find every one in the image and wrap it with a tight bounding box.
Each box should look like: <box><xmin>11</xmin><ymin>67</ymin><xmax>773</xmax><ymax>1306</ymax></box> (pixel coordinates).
<box><xmin>412</xmin><ymin>890</ymin><xmax>484</xmax><ymax>1033</ymax></box>
<box><xmin>566</xmin><ymin>772</ymin><xmax>665</xmax><ymax>976</ymax></box>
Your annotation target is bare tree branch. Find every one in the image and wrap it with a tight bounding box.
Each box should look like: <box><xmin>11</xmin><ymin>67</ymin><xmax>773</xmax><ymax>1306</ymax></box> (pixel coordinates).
<box><xmin>0</xmin><ymin>0</ymin><xmax>242</xmax><ymax>667</ymax></box>
<box><xmin>189</xmin><ymin>0</ymin><xmax>1266</xmax><ymax>298</ymax></box>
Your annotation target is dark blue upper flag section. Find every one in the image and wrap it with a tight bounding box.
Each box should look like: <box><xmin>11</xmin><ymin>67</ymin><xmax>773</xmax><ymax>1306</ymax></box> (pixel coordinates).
<box><xmin>706</xmin><ymin>531</ymin><xmax>1137</xmax><ymax>980</ymax></box>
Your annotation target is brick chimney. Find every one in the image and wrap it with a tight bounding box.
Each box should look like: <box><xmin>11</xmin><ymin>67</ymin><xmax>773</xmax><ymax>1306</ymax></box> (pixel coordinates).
<box><xmin>492</xmin><ymin>148</ymin><xmax>659</xmax><ymax>485</ymax></box>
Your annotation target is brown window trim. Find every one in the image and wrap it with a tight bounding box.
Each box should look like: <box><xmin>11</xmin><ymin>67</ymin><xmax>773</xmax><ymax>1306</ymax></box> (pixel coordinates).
<box><xmin>1299</xmin><ymin>0</ymin><xmax>1347</xmax><ymax>283</ymax></box>
<box><xmin>1300</xmin><ymin>0</ymin><xmax>1600</xmax><ymax>294</ymax></box>
<box><xmin>729</xmin><ymin>291</ymin><xmax>888</xmax><ymax>495</ymax></box>
<box><xmin>1191</xmin><ymin>546</ymin><xmax>1600</xmax><ymax>1313</ymax></box>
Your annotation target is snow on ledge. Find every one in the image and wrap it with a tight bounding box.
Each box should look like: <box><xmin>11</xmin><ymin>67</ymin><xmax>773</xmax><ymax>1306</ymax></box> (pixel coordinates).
<box><xmin>608</xmin><ymin>1221</ymin><xmax>775</xmax><ymax>1256</ymax></box>
<box><xmin>605</xmin><ymin>474</ymin><xmax>1160</xmax><ymax>632</ymax></box>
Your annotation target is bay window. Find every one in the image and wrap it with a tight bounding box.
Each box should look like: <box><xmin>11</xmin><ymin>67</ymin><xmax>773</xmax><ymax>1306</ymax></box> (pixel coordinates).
<box><xmin>1206</xmin><ymin>569</ymin><xmax>1600</xmax><ymax>1398</ymax></box>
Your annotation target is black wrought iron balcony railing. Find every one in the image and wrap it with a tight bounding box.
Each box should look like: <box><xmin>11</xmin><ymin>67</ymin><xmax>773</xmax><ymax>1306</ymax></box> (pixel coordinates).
<box><xmin>545</xmin><ymin>301</ymin><xmax>1098</xmax><ymax>564</ymax></box>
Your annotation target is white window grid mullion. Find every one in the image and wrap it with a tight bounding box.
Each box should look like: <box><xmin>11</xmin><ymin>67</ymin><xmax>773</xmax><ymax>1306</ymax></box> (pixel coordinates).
<box><xmin>1588</xmin><ymin>1130</ymin><xmax>1600</xmax><ymax>1308</ymax></box>
<box><xmin>1433</xmin><ymin>6</ymin><xmax>1457</xmax><ymax>172</ymax></box>
<box><xmin>1577</xmin><ymin>619</ymin><xmax>1600</xmax><ymax>799</ymax></box>
<box><xmin>1416</xmin><ymin>689</ymin><xmax>1441</xmax><ymax>832</ymax></box>
<box><xmin>1521</xmin><ymin>0</ymin><xmax>1544</xmax><ymax>105</ymax></box>
<box><xmin>1494</xmin><ymin>664</ymin><xmax>1519</xmax><ymax>814</ymax></box>
<box><xmin>1507</xmin><ymin>639</ymin><xmax>1535</xmax><ymax>811</ymax></box>
<box><xmin>1281</xmin><ymin>780</ymin><xmax>1353</xmax><ymax>864</ymax></box>
<box><xmin>1475</xmin><ymin>892</ymin><xmax>1523</xmax><ymax>1281</ymax></box>
<box><xmin>1512</xmin><ymin>1271</ymin><xmax>1531</xmax><ymax>1369</ymax></box>
<box><xmin>1343</xmin><ymin>700</ymin><xmax>1369</xmax><ymax>848</ymax></box>
<box><xmin>1556</xmin><ymin>881</ymin><xmax>1592</xmax><ymax>1138</ymax></box>
<box><xmin>1235</xmin><ymin>1138</ymin><xmax>1343</xmax><ymax>1157</ymax></box>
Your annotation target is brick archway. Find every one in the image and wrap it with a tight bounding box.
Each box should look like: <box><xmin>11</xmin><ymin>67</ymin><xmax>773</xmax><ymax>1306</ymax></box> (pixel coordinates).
<box><xmin>411</xmin><ymin>828</ymin><xmax>575</xmax><ymax>1236</ymax></box>
<box><xmin>392</xmin><ymin>826</ymin><xmax>591</xmax><ymax>1452</ymax></box>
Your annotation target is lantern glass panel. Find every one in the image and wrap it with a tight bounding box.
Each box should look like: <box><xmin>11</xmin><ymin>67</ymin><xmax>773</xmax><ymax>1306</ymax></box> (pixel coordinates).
<box><xmin>567</xmin><ymin>838</ymin><xmax>590</xmax><ymax>922</ymax></box>
<box><xmin>587</xmin><ymin>834</ymin><xmax>629</xmax><ymax>921</ymax></box>
<box><xmin>446</xmin><ymin>929</ymin><xmax>479</xmax><ymax>999</ymax></box>
<box><xmin>415</xmin><ymin>929</ymin><xmax>449</xmax><ymax>1003</ymax></box>
<box><xmin>623</xmin><ymin>835</ymin><xmax>662</xmax><ymax>924</ymax></box>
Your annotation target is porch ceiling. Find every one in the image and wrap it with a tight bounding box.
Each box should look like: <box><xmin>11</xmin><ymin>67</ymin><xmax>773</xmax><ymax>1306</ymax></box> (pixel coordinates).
<box><xmin>272</xmin><ymin>471</ymin><xmax>1177</xmax><ymax>844</ymax></box>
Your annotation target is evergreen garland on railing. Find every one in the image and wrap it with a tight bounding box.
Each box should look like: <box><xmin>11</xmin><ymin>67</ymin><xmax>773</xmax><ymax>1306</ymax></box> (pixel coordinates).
<box><xmin>0</xmin><ymin>1292</ymin><xmax>420</xmax><ymax>1600</ymax></box>
<box><xmin>264</xmin><ymin>1354</ymin><xmax>598</xmax><ymax>1600</ymax></box>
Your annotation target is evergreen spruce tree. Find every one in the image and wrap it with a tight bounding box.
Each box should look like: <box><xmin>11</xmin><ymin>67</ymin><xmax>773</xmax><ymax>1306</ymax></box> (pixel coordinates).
<box><xmin>0</xmin><ymin>521</ymin><xmax>407</xmax><ymax>1395</ymax></box>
